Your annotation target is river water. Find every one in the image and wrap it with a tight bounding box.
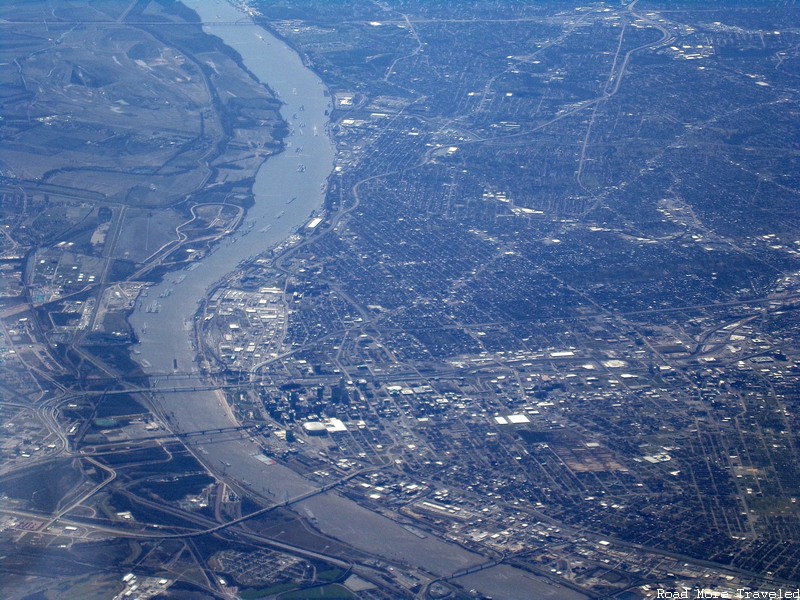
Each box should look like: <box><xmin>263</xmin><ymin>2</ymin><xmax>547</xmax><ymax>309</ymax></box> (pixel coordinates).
<box><xmin>125</xmin><ymin>3</ymin><xmax>586</xmax><ymax>596</ymax></box>
<box><xmin>129</xmin><ymin>0</ymin><xmax>334</xmax><ymax>375</ymax></box>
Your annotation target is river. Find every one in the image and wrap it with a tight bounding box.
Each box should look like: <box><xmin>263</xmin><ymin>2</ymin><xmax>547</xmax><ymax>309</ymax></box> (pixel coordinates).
<box><xmin>126</xmin><ymin>3</ymin><xmax>586</xmax><ymax>597</ymax></box>
<box><xmin>129</xmin><ymin>0</ymin><xmax>334</xmax><ymax>376</ymax></box>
